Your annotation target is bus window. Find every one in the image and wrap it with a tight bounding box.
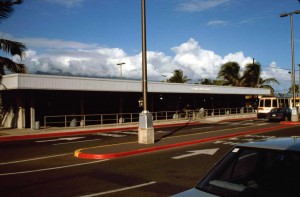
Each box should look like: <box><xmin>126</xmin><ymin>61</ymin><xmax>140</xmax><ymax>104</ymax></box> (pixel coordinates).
<box><xmin>272</xmin><ymin>99</ymin><xmax>278</xmax><ymax>108</ymax></box>
<box><xmin>259</xmin><ymin>100</ymin><xmax>264</xmax><ymax>107</ymax></box>
<box><xmin>265</xmin><ymin>99</ymin><xmax>271</xmax><ymax>107</ymax></box>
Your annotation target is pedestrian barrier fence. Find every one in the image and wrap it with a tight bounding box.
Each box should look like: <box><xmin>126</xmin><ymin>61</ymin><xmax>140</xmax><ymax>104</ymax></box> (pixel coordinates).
<box><xmin>43</xmin><ymin>107</ymin><xmax>255</xmax><ymax>130</ymax></box>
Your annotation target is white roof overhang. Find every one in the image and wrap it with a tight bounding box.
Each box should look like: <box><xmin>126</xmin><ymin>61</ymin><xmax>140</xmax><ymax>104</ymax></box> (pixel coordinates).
<box><xmin>0</xmin><ymin>74</ymin><xmax>270</xmax><ymax>96</ymax></box>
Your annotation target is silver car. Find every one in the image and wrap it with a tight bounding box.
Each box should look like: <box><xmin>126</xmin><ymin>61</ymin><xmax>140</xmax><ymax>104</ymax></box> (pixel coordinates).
<box><xmin>172</xmin><ymin>137</ymin><xmax>300</xmax><ymax>197</ymax></box>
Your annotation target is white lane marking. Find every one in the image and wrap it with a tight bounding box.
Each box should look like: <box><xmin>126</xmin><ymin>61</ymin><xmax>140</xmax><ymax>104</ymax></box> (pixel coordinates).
<box><xmin>79</xmin><ymin>181</ymin><xmax>157</xmax><ymax>197</ymax></box>
<box><xmin>36</xmin><ymin>137</ymin><xmax>85</xmax><ymax>143</ymax></box>
<box><xmin>172</xmin><ymin>148</ymin><xmax>219</xmax><ymax>160</ymax></box>
<box><xmin>96</xmin><ymin>133</ymin><xmax>126</xmax><ymax>137</ymax></box>
<box><xmin>53</xmin><ymin>139</ymin><xmax>102</xmax><ymax>145</ymax></box>
<box><xmin>257</xmin><ymin>123</ymin><xmax>269</xmax><ymax>126</ymax></box>
<box><xmin>0</xmin><ymin>153</ymin><xmax>72</xmax><ymax>166</ymax></box>
<box><xmin>118</xmin><ymin>131</ymin><xmax>138</xmax><ymax>135</ymax></box>
<box><xmin>0</xmin><ymin>160</ymin><xmax>108</xmax><ymax>176</ymax></box>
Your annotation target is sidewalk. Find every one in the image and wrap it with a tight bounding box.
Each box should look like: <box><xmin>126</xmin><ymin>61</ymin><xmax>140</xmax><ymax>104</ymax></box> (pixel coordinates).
<box><xmin>2</xmin><ymin>113</ymin><xmax>300</xmax><ymax>141</ymax></box>
<box><xmin>0</xmin><ymin>113</ymin><xmax>258</xmax><ymax>142</ymax></box>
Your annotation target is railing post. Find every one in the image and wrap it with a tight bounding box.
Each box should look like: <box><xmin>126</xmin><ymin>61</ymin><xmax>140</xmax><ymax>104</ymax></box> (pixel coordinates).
<box><xmin>84</xmin><ymin>115</ymin><xmax>86</xmax><ymax>127</ymax></box>
<box><xmin>44</xmin><ymin>116</ymin><xmax>46</xmax><ymax>130</ymax></box>
<box><xmin>65</xmin><ymin>116</ymin><xmax>67</xmax><ymax>130</ymax></box>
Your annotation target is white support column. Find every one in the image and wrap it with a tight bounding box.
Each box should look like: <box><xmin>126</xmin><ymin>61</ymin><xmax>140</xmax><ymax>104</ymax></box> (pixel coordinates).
<box><xmin>30</xmin><ymin>107</ymin><xmax>35</xmax><ymax>130</ymax></box>
<box><xmin>17</xmin><ymin>107</ymin><xmax>25</xmax><ymax>129</ymax></box>
<box><xmin>3</xmin><ymin>108</ymin><xmax>14</xmax><ymax>128</ymax></box>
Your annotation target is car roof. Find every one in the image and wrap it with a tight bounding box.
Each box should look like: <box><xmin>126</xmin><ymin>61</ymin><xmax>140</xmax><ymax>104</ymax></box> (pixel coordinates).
<box><xmin>236</xmin><ymin>137</ymin><xmax>300</xmax><ymax>152</ymax></box>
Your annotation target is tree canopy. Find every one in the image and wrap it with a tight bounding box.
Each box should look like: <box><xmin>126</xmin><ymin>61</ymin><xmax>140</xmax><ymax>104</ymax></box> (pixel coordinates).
<box><xmin>167</xmin><ymin>69</ymin><xmax>191</xmax><ymax>83</ymax></box>
<box><xmin>217</xmin><ymin>61</ymin><xmax>279</xmax><ymax>95</ymax></box>
<box><xmin>0</xmin><ymin>0</ymin><xmax>27</xmax><ymax>78</ymax></box>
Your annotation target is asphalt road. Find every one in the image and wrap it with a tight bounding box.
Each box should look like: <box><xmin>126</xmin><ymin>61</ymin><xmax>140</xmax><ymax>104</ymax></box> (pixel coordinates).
<box><xmin>0</xmin><ymin>120</ymin><xmax>299</xmax><ymax>197</ymax></box>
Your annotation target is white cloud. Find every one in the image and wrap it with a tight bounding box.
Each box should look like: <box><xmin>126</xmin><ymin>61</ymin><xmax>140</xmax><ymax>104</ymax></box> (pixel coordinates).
<box><xmin>19</xmin><ymin>37</ymin><xmax>98</xmax><ymax>50</ymax></box>
<box><xmin>178</xmin><ymin>0</ymin><xmax>231</xmax><ymax>12</ymax></box>
<box><xmin>207</xmin><ymin>20</ymin><xmax>228</xmax><ymax>26</ymax></box>
<box><xmin>44</xmin><ymin>0</ymin><xmax>84</xmax><ymax>8</ymax></box>
<box><xmin>9</xmin><ymin>36</ymin><xmax>291</xmax><ymax>93</ymax></box>
<box><xmin>18</xmin><ymin>37</ymin><xmax>253</xmax><ymax>83</ymax></box>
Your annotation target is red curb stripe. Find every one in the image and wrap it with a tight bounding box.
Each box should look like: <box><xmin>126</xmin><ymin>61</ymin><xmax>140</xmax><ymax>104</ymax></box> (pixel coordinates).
<box><xmin>75</xmin><ymin>124</ymin><xmax>291</xmax><ymax>160</ymax></box>
<box><xmin>280</xmin><ymin>121</ymin><xmax>300</xmax><ymax>125</ymax></box>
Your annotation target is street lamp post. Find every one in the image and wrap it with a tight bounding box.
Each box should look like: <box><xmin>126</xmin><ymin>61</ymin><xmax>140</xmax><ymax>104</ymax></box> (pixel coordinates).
<box><xmin>280</xmin><ymin>10</ymin><xmax>300</xmax><ymax>121</ymax></box>
<box><xmin>116</xmin><ymin>62</ymin><xmax>125</xmax><ymax>78</ymax></box>
<box><xmin>298</xmin><ymin>64</ymin><xmax>300</xmax><ymax>111</ymax></box>
<box><xmin>138</xmin><ymin>0</ymin><xmax>154</xmax><ymax>144</ymax></box>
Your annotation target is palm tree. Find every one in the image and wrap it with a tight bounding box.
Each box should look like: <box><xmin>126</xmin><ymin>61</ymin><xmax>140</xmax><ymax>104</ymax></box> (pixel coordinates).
<box><xmin>0</xmin><ymin>0</ymin><xmax>27</xmax><ymax>79</ymax></box>
<box><xmin>199</xmin><ymin>78</ymin><xmax>223</xmax><ymax>85</ymax></box>
<box><xmin>167</xmin><ymin>69</ymin><xmax>190</xmax><ymax>83</ymax></box>
<box><xmin>218</xmin><ymin>61</ymin><xmax>279</xmax><ymax>95</ymax></box>
<box><xmin>217</xmin><ymin>62</ymin><xmax>242</xmax><ymax>86</ymax></box>
<box><xmin>199</xmin><ymin>78</ymin><xmax>215</xmax><ymax>85</ymax></box>
<box><xmin>242</xmin><ymin>62</ymin><xmax>261</xmax><ymax>87</ymax></box>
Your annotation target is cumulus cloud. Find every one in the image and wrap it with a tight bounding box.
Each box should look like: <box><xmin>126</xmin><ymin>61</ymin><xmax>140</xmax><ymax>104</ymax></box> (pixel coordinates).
<box><xmin>13</xmin><ymin>37</ymin><xmax>257</xmax><ymax>83</ymax></box>
<box><xmin>8</xmin><ymin>34</ymin><xmax>291</xmax><ymax>93</ymax></box>
<box><xmin>178</xmin><ymin>0</ymin><xmax>231</xmax><ymax>12</ymax></box>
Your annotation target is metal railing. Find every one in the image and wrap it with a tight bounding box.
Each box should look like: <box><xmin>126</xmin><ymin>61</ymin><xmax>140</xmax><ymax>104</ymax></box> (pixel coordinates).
<box><xmin>42</xmin><ymin>107</ymin><xmax>256</xmax><ymax>130</ymax></box>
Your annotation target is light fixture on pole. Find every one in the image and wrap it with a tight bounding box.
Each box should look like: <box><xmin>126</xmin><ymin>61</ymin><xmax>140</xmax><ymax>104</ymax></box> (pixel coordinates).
<box><xmin>280</xmin><ymin>10</ymin><xmax>300</xmax><ymax>121</ymax></box>
<box><xmin>116</xmin><ymin>62</ymin><xmax>125</xmax><ymax>78</ymax></box>
<box><xmin>138</xmin><ymin>0</ymin><xmax>154</xmax><ymax>144</ymax></box>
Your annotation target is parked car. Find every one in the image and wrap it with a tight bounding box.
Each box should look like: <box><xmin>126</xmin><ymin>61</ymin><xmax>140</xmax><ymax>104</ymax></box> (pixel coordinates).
<box><xmin>266</xmin><ymin>107</ymin><xmax>291</xmax><ymax>121</ymax></box>
<box><xmin>172</xmin><ymin>137</ymin><xmax>300</xmax><ymax>197</ymax></box>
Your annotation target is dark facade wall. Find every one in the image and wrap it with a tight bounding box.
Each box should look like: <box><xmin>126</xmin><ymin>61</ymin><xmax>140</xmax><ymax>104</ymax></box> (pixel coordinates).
<box><xmin>1</xmin><ymin>90</ymin><xmax>246</xmax><ymax>128</ymax></box>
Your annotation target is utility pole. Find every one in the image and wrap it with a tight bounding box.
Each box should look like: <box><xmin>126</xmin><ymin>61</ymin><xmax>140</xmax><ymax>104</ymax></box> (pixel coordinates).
<box><xmin>138</xmin><ymin>0</ymin><xmax>154</xmax><ymax>144</ymax></box>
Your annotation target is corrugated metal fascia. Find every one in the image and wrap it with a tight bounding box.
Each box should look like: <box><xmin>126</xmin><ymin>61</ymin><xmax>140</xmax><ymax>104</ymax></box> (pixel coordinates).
<box><xmin>148</xmin><ymin>81</ymin><xmax>270</xmax><ymax>95</ymax></box>
<box><xmin>8</xmin><ymin>74</ymin><xmax>142</xmax><ymax>92</ymax></box>
<box><xmin>1</xmin><ymin>74</ymin><xmax>270</xmax><ymax>95</ymax></box>
<box><xmin>0</xmin><ymin>74</ymin><xmax>19</xmax><ymax>90</ymax></box>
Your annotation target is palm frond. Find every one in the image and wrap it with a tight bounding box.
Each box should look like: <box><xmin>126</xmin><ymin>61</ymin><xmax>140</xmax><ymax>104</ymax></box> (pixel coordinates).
<box><xmin>0</xmin><ymin>0</ymin><xmax>13</xmax><ymax>21</ymax></box>
<box><xmin>0</xmin><ymin>39</ymin><xmax>26</xmax><ymax>59</ymax></box>
<box><xmin>167</xmin><ymin>69</ymin><xmax>191</xmax><ymax>83</ymax></box>
<box><xmin>0</xmin><ymin>56</ymin><xmax>27</xmax><ymax>74</ymax></box>
<box><xmin>242</xmin><ymin>62</ymin><xmax>261</xmax><ymax>87</ymax></box>
<box><xmin>0</xmin><ymin>0</ymin><xmax>22</xmax><ymax>22</ymax></box>
<box><xmin>218</xmin><ymin>62</ymin><xmax>242</xmax><ymax>86</ymax></box>
<box><xmin>261</xmin><ymin>78</ymin><xmax>280</xmax><ymax>85</ymax></box>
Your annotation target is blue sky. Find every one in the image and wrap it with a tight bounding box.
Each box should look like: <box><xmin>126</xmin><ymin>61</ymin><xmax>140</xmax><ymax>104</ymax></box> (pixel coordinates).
<box><xmin>1</xmin><ymin>0</ymin><xmax>300</xmax><ymax>94</ymax></box>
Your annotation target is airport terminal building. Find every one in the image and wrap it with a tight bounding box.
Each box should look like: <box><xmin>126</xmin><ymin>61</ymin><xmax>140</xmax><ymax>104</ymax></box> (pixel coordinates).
<box><xmin>0</xmin><ymin>74</ymin><xmax>270</xmax><ymax>129</ymax></box>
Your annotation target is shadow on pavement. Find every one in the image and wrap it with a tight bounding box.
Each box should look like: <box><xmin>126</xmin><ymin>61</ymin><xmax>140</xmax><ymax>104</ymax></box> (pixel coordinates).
<box><xmin>154</xmin><ymin>121</ymin><xmax>192</xmax><ymax>143</ymax></box>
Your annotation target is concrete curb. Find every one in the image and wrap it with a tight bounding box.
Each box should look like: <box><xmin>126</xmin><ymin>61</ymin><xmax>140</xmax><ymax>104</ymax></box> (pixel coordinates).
<box><xmin>74</xmin><ymin>125</ymin><xmax>292</xmax><ymax>160</ymax></box>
